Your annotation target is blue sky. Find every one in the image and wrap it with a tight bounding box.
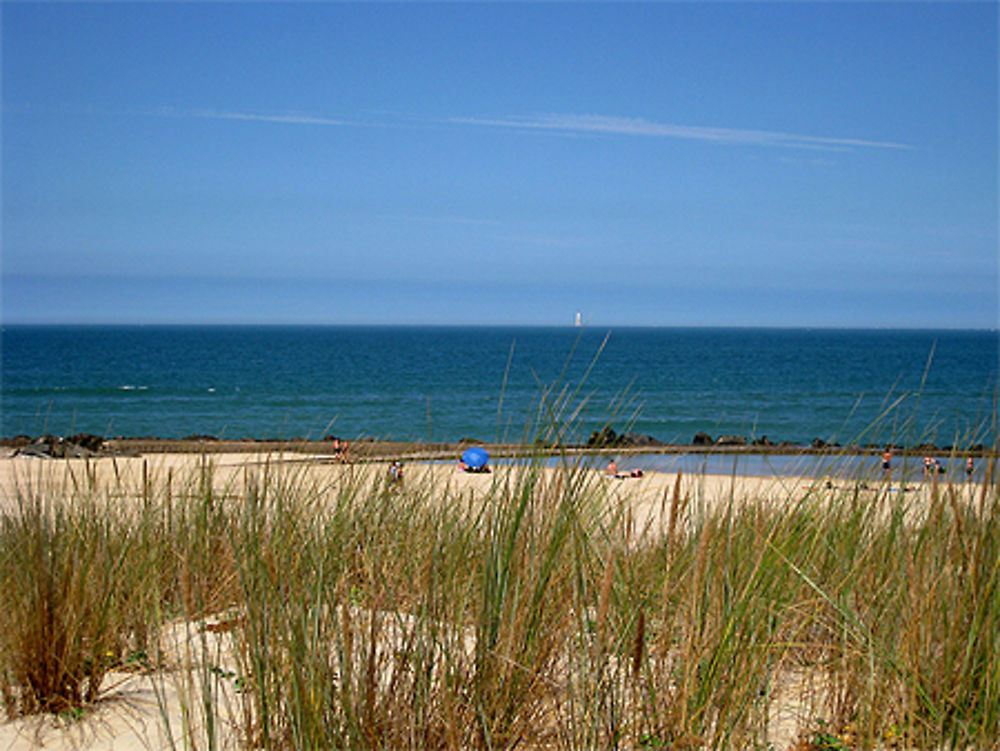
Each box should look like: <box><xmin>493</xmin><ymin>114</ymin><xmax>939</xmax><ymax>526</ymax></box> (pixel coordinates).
<box><xmin>3</xmin><ymin>2</ymin><xmax>997</xmax><ymax>327</ymax></box>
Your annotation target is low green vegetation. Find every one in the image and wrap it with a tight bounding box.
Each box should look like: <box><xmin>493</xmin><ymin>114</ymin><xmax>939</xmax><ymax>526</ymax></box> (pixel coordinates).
<box><xmin>1</xmin><ymin>443</ymin><xmax>997</xmax><ymax>750</ymax></box>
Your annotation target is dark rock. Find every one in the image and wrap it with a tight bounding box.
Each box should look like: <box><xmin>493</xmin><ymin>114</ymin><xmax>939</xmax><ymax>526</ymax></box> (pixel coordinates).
<box><xmin>14</xmin><ymin>442</ymin><xmax>52</xmax><ymax>458</ymax></box>
<box><xmin>587</xmin><ymin>427</ymin><xmax>621</xmax><ymax>448</ymax></box>
<box><xmin>40</xmin><ymin>435</ymin><xmax>63</xmax><ymax>456</ymax></box>
<box><xmin>751</xmin><ymin>435</ymin><xmax>774</xmax><ymax>447</ymax></box>
<box><xmin>182</xmin><ymin>434</ymin><xmax>218</xmax><ymax>441</ymax></box>
<box><xmin>811</xmin><ymin>438</ymin><xmax>827</xmax><ymax>449</ymax></box>
<box><xmin>692</xmin><ymin>431</ymin><xmax>714</xmax><ymax>446</ymax></box>
<box><xmin>14</xmin><ymin>447</ymin><xmax>50</xmax><ymax>459</ymax></box>
<box><xmin>619</xmin><ymin>432</ymin><xmax>665</xmax><ymax>447</ymax></box>
<box><xmin>67</xmin><ymin>433</ymin><xmax>104</xmax><ymax>452</ymax></box>
<box><xmin>15</xmin><ymin>435</ymin><xmax>64</xmax><ymax>458</ymax></box>
<box><xmin>716</xmin><ymin>435</ymin><xmax>746</xmax><ymax>446</ymax></box>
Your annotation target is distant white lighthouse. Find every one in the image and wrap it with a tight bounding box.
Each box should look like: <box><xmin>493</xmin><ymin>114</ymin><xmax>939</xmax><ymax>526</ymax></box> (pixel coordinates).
<box><xmin>574</xmin><ymin>310</ymin><xmax>582</xmax><ymax>327</ymax></box>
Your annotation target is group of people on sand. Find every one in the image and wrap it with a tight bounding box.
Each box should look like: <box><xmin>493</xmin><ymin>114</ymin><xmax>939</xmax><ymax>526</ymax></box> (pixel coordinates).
<box><xmin>389</xmin><ymin>453</ymin><xmax>648</xmax><ymax>489</ymax></box>
<box><xmin>882</xmin><ymin>448</ymin><xmax>976</xmax><ymax>481</ymax></box>
<box><xmin>386</xmin><ymin>453</ymin><xmax>494</xmax><ymax>490</ymax></box>
<box><xmin>329</xmin><ymin>437</ymin><xmax>350</xmax><ymax>463</ymax></box>
<box><xmin>604</xmin><ymin>459</ymin><xmax>643</xmax><ymax>479</ymax></box>
<box><xmin>386</xmin><ymin>449</ymin><xmax>975</xmax><ymax>494</ymax></box>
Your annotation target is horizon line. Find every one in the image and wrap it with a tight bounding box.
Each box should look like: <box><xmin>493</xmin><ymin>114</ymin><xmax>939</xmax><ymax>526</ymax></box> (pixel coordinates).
<box><xmin>3</xmin><ymin>322</ymin><xmax>995</xmax><ymax>333</ymax></box>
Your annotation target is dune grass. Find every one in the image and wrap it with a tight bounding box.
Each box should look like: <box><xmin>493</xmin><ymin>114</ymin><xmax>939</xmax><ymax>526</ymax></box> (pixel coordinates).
<box><xmin>0</xmin><ymin>443</ymin><xmax>997</xmax><ymax>750</ymax></box>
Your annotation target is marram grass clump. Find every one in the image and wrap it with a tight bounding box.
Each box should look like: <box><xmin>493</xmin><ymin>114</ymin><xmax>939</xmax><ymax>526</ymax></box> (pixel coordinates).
<box><xmin>0</xmin><ymin>464</ymin><xmax>160</xmax><ymax>715</ymax></box>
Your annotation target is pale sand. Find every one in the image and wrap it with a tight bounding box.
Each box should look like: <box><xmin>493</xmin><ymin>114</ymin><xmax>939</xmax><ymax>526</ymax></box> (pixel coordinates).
<box><xmin>0</xmin><ymin>449</ymin><xmax>826</xmax><ymax>516</ymax></box>
<box><xmin>0</xmin><ymin>450</ymin><xmax>916</xmax><ymax>750</ymax></box>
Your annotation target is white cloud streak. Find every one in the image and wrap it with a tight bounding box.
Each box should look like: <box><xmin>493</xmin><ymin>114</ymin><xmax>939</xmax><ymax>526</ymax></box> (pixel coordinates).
<box><xmin>154</xmin><ymin>106</ymin><xmax>353</xmax><ymax>127</ymax></box>
<box><xmin>446</xmin><ymin>113</ymin><xmax>912</xmax><ymax>152</ymax></box>
<box><xmin>147</xmin><ymin>106</ymin><xmax>910</xmax><ymax>152</ymax></box>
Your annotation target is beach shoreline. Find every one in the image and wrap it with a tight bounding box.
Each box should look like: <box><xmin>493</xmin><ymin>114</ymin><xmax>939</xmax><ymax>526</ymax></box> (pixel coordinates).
<box><xmin>3</xmin><ymin>435</ymin><xmax>994</xmax><ymax>493</ymax></box>
<box><xmin>2</xmin><ymin>435</ymin><xmax>994</xmax><ymax>461</ymax></box>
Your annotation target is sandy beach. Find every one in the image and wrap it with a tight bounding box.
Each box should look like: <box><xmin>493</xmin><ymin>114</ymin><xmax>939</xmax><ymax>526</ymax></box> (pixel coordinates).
<box><xmin>0</xmin><ymin>448</ymin><xmax>989</xmax><ymax>750</ymax></box>
<box><xmin>0</xmin><ymin>446</ymin><xmax>834</xmax><ymax>524</ymax></box>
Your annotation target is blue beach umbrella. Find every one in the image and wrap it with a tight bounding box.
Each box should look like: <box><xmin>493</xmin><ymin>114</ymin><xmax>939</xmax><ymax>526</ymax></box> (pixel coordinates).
<box><xmin>461</xmin><ymin>446</ymin><xmax>489</xmax><ymax>469</ymax></box>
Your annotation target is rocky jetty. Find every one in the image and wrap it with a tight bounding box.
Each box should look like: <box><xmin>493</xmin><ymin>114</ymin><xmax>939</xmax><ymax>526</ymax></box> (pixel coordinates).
<box><xmin>10</xmin><ymin>433</ymin><xmax>105</xmax><ymax>458</ymax></box>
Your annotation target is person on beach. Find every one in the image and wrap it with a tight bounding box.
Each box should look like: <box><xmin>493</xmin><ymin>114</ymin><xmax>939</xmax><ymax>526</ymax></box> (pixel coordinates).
<box><xmin>882</xmin><ymin>448</ymin><xmax>892</xmax><ymax>476</ymax></box>
<box><xmin>605</xmin><ymin>459</ymin><xmax>643</xmax><ymax>479</ymax></box>
<box><xmin>389</xmin><ymin>461</ymin><xmax>403</xmax><ymax>488</ymax></box>
<box><xmin>966</xmin><ymin>456</ymin><xmax>975</xmax><ymax>480</ymax></box>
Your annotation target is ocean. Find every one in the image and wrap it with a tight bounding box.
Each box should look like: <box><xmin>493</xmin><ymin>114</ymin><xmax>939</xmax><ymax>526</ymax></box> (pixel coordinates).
<box><xmin>2</xmin><ymin>326</ymin><xmax>997</xmax><ymax>453</ymax></box>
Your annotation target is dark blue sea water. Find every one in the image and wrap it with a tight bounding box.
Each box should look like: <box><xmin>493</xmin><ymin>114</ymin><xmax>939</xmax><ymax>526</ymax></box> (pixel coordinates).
<box><xmin>2</xmin><ymin>326</ymin><xmax>997</xmax><ymax>450</ymax></box>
